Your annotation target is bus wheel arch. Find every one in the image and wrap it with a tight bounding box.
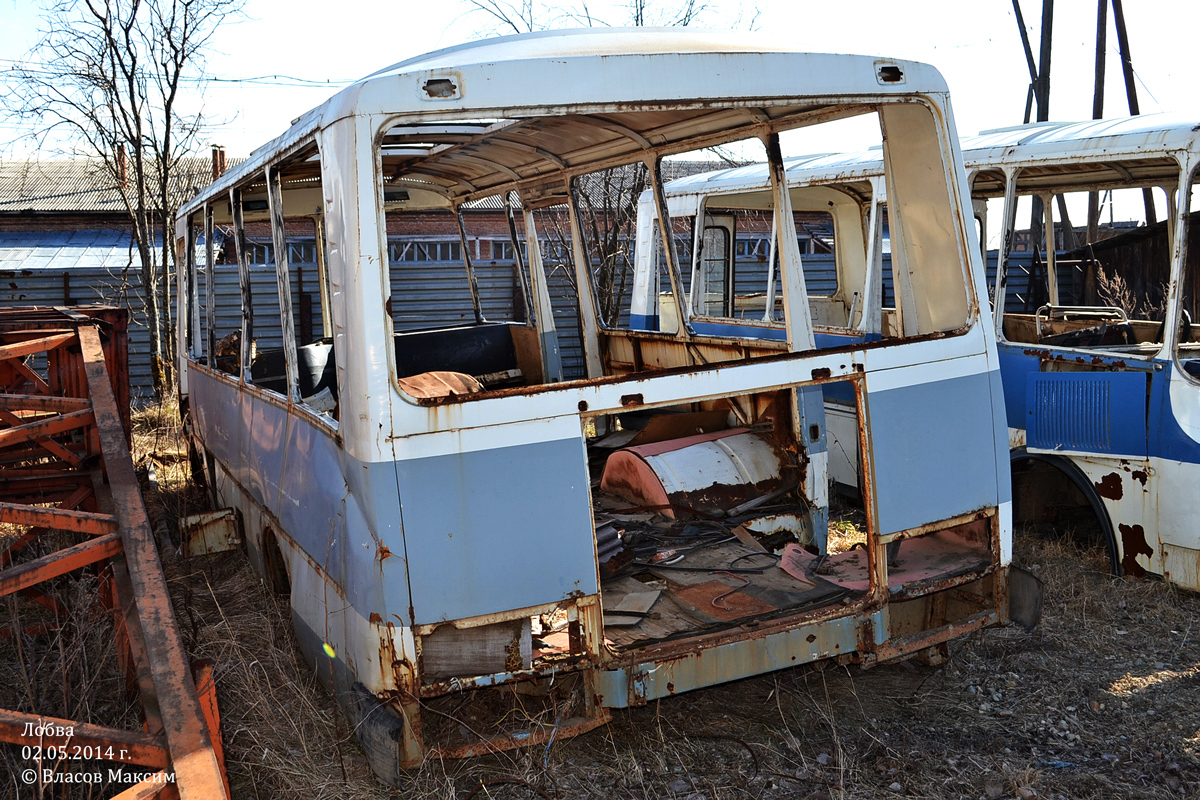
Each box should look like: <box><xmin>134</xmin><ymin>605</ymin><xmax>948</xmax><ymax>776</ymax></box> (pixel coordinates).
<box><xmin>1010</xmin><ymin>448</ymin><xmax>1121</xmax><ymax>576</ymax></box>
<box><xmin>261</xmin><ymin>525</ymin><xmax>293</xmax><ymax>597</ymax></box>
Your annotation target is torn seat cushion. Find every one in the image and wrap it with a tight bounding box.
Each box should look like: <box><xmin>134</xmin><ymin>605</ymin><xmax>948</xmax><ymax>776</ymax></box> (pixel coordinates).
<box><xmin>397</xmin><ymin>370</ymin><xmax>483</xmax><ymax>399</ymax></box>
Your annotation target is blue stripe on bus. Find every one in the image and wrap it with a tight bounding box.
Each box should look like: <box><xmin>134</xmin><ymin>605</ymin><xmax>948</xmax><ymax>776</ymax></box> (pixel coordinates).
<box><xmin>393</xmin><ymin>436</ymin><xmax>599</xmax><ymax>624</ymax></box>
<box><xmin>868</xmin><ymin>369</ymin><xmax>1004</xmax><ymax>535</ymax></box>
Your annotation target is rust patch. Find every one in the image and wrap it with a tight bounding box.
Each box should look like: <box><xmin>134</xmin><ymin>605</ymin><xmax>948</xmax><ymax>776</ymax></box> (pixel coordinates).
<box><xmin>811</xmin><ymin>367</ymin><xmax>832</xmax><ymax>380</ymax></box>
<box><xmin>620</xmin><ymin>393</ymin><xmax>644</xmax><ymax>407</ymax></box>
<box><xmin>667</xmin><ymin>682</ymin><xmax>675</xmax><ymax>694</ymax></box>
<box><xmin>369</xmin><ymin>612</ymin><xmax>383</xmax><ymax>625</ymax></box>
<box><xmin>1119</xmin><ymin>523</ymin><xmax>1153</xmax><ymax>578</ymax></box>
<box><xmin>1094</xmin><ymin>473</ymin><xmax>1123</xmax><ymax>500</ymax></box>
<box><xmin>1131</xmin><ymin>469</ymin><xmax>1148</xmax><ymax>486</ymax></box>
<box><xmin>376</xmin><ymin>543</ymin><xmax>393</xmax><ymax>560</ymax></box>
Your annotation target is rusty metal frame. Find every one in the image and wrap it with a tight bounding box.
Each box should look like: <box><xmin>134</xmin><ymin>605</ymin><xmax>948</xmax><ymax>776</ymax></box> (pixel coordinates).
<box><xmin>0</xmin><ymin>307</ymin><xmax>228</xmax><ymax>799</ymax></box>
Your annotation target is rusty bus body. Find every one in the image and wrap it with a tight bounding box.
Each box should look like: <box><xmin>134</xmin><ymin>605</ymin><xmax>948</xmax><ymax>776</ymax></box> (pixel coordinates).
<box><xmin>972</xmin><ymin>116</ymin><xmax>1200</xmax><ymax>589</ymax></box>
<box><xmin>175</xmin><ymin>29</ymin><xmax>1019</xmax><ymax>782</ymax></box>
<box><xmin>643</xmin><ymin>113</ymin><xmax>1200</xmax><ymax>591</ymax></box>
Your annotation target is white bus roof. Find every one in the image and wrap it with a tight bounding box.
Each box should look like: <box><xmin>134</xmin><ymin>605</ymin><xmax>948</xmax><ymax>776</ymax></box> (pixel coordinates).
<box><xmin>652</xmin><ymin>112</ymin><xmax>1200</xmax><ymax>205</ymax></box>
<box><xmin>182</xmin><ymin>29</ymin><xmax>948</xmax><ymax>216</ymax></box>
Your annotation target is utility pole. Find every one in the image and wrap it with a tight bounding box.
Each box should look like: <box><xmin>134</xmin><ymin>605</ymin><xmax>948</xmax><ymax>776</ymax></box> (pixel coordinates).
<box><xmin>1088</xmin><ymin>0</ymin><xmax>1107</xmax><ymax>244</ymax></box>
<box><xmin>1034</xmin><ymin>0</ymin><xmax>1053</xmax><ymax>124</ymax></box>
<box><xmin>1014</xmin><ymin>1</ymin><xmax>1056</xmax><ymax>250</ymax></box>
<box><xmin>1111</xmin><ymin>0</ymin><xmax>1156</xmax><ymax>225</ymax></box>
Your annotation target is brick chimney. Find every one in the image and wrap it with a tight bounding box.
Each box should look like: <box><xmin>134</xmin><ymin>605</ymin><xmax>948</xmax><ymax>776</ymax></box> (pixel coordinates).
<box><xmin>211</xmin><ymin>144</ymin><xmax>226</xmax><ymax>180</ymax></box>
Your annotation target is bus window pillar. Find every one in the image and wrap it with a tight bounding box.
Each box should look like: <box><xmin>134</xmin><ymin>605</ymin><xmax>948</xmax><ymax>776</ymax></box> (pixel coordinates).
<box><xmin>230</xmin><ymin>188</ymin><xmax>255</xmax><ymax>378</ymax></box>
<box><xmin>648</xmin><ymin>155</ymin><xmax>696</xmax><ymax>342</ymax></box>
<box><xmin>763</xmin><ymin>132</ymin><xmax>815</xmax><ymax>351</ymax></box>
<box><xmin>566</xmin><ymin>176</ymin><xmax>605</xmax><ymax>378</ymax></box>
<box><xmin>521</xmin><ymin>205</ymin><xmax>564</xmax><ymax>383</ymax></box>
<box><xmin>266</xmin><ymin>165</ymin><xmax>301</xmax><ymax>403</ymax></box>
<box><xmin>995</xmin><ymin>169</ymin><xmax>1020</xmax><ymax>337</ymax></box>
<box><xmin>859</xmin><ymin>181</ymin><xmax>885</xmax><ymax>335</ymax></box>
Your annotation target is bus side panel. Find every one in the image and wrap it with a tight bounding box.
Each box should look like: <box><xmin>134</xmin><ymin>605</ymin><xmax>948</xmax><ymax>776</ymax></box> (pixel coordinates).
<box><xmin>1150</xmin><ymin>365</ymin><xmax>1200</xmax><ymax>588</ymax></box>
<box><xmin>998</xmin><ymin>343</ymin><xmax>1039</xmax><ymax>431</ymax></box>
<box><xmin>395</xmin><ymin>434</ymin><xmax>598</xmax><ymax>625</ymax></box>
<box><xmin>865</xmin><ymin>359</ymin><xmax>1004</xmax><ymax>535</ymax></box>
<box><xmin>187</xmin><ymin>366</ymin><xmax>402</xmax><ymax>689</ymax></box>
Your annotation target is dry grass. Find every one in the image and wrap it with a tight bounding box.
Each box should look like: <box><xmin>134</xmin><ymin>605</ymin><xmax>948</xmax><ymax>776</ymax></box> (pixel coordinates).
<box><xmin>5</xmin><ymin>404</ymin><xmax>1200</xmax><ymax>799</ymax></box>
<box><xmin>1</xmin><ymin>533</ymin><xmax>144</xmax><ymax>799</ymax></box>
<box><xmin>179</xmin><ymin>508</ymin><xmax>1199</xmax><ymax>798</ymax></box>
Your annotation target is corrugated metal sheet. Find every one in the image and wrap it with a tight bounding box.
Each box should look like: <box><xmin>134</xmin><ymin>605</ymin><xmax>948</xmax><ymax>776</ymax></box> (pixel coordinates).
<box><xmin>387</xmin><ymin>247</ymin><xmax>587</xmax><ymax>379</ymax></box>
<box><xmin>0</xmin><ymin>228</ymin><xmax>156</xmax><ymax>401</ymax></box>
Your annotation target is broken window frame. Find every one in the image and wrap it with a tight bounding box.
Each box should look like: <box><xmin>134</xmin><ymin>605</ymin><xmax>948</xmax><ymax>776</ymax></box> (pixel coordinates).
<box><xmin>990</xmin><ymin>164</ymin><xmax>1183</xmax><ymax>361</ymax></box>
<box><xmin>1172</xmin><ymin>158</ymin><xmax>1200</xmax><ymax>383</ymax></box>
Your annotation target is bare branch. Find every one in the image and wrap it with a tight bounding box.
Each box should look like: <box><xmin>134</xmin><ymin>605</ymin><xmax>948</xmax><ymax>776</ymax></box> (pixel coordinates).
<box><xmin>2</xmin><ymin>0</ymin><xmax>242</xmax><ymax>398</ymax></box>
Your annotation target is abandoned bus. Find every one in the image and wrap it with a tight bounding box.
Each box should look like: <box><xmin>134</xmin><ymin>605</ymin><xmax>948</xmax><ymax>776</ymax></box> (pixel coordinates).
<box><xmin>642</xmin><ymin>113</ymin><xmax>1200</xmax><ymax>591</ymax></box>
<box><xmin>973</xmin><ymin>115</ymin><xmax>1200</xmax><ymax>589</ymax></box>
<box><xmin>175</xmin><ymin>29</ymin><xmax>1025</xmax><ymax>781</ymax></box>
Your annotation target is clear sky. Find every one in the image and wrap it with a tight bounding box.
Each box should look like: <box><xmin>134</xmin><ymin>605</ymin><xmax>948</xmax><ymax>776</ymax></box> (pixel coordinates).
<box><xmin>1</xmin><ymin>0</ymin><xmax>1196</xmax><ymax>157</ymax></box>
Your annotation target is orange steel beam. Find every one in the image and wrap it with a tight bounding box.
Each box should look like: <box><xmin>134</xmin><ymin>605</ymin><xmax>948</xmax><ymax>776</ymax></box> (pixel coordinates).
<box><xmin>0</xmin><ymin>332</ymin><xmax>74</xmax><ymax>361</ymax></box>
<box><xmin>0</xmin><ymin>623</ymin><xmax>60</xmax><ymax>638</ymax></box>
<box><xmin>0</xmin><ymin>465</ymin><xmax>89</xmax><ymax>479</ymax></box>
<box><xmin>0</xmin><ymin>532</ymin><xmax>123</xmax><ymax>598</ymax></box>
<box><xmin>0</xmin><ymin>394</ymin><xmax>92</xmax><ymax>413</ymax></box>
<box><xmin>111</xmin><ymin>555</ymin><xmax>164</xmax><ymax>735</ymax></box>
<box><xmin>0</xmin><ymin>327</ymin><xmax>75</xmax><ymax>339</ymax></box>
<box><xmin>0</xmin><ymin>407</ymin><xmax>84</xmax><ymax>465</ymax></box>
<box><xmin>4</xmin><ymin>358</ymin><xmax>51</xmax><ymax>393</ymax></box>
<box><xmin>192</xmin><ymin>661</ymin><xmax>230</xmax><ymax>797</ymax></box>
<box><xmin>0</xmin><ymin>408</ymin><xmax>94</xmax><ymax>449</ymax></box>
<box><xmin>56</xmin><ymin>483</ymin><xmax>96</xmax><ymax>512</ymax></box>
<box><xmin>0</xmin><ymin>709</ymin><xmax>169</xmax><ymax>768</ymax></box>
<box><xmin>0</xmin><ymin>502</ymin><xmax>118</xmax><ymax>534</ymax></box>
<box><xmin>18</xmin><ymin>587</ymin><xmax>67</xmax><ymax>616</ymax></box>
<box><xmin>77</xmin><ymin>324</ymin><xmax>228</xmax><ymax>800</ymax></box>
<box><xmin>0</xmin><ymin>486</ymin><xmax>98</xmax><ymax>568</ymax></box>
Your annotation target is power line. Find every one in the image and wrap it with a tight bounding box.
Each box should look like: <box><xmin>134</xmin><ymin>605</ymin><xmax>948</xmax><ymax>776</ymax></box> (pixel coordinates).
<box><xmin>0</xmin><ymin>58</ymin><xmax>354</xmax><ymax>88</ymax></box>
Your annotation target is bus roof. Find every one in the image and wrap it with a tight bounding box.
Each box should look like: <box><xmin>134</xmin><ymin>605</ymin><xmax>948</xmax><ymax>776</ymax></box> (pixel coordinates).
<box><xmin>182</xmin><ymin>29</ymin><xmax>949</xmax><ymax>216</ymax></box>
<box><xmin>964</xmin><ymin>113</ymin><xmax>1200</xmax><ymax>160</ymax></box>
<box><xmin>652</xmin><ymin>112</ymin><xmax>1200</xmax><ymax>205</ymax></box>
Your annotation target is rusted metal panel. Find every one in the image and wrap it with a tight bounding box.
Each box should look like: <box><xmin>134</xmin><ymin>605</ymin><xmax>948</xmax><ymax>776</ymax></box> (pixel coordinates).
<box><xmin>598</xmin><ymin>613</ymin><xmax>862</xmax><ymax>707</ymax></box>
<box><xmin>600</xmin><ymin>428</ymin><xmax>786</xmax><ymax>518</ymax></box>
<box><xmin>180</xmin><ymin>508</ymin><xmax>241</xmax><ymax>557</ymax></box>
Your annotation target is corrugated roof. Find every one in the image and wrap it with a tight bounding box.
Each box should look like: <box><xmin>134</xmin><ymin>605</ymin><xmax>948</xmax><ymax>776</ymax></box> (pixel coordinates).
<box><xmin>0</xmin><ymin>228</ymin><xmax>141</xmax><ymax>271</ymax></box>
<box><xmin>0</xmin><ymin>157</ymin><xmax>244</xmax><ymax>214</ymax></box>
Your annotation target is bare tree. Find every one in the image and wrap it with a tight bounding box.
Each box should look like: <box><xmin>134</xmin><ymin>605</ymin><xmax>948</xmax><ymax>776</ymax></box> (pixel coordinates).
<box><xmin>465</xmin><ymin>0</ymin><xmax>755</xmax><ymax>31</ymax></box>
<box><xmin>5</xmin><ymin>0</ymin><xmax>240</xmax><ymax>398</ymax></box>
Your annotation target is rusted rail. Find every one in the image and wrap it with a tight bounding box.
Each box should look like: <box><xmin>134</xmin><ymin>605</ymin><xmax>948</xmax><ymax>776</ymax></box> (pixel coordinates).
<box><xmin>0</xmin><ymin>307</ymin><xmax>228</xmax><ymax>799</ymax></box>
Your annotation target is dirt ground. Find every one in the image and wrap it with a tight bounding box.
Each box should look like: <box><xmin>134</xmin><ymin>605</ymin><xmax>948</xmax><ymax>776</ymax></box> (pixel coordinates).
<box><xmin>4</xmin><ymin>406</ymin><xmax>1200</xmax><ymax>799</ymax></box>
<box><xmin>171</xmin><ymin>531</ymin><xmax>1200</xmax><ymax>800</ymax></box>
